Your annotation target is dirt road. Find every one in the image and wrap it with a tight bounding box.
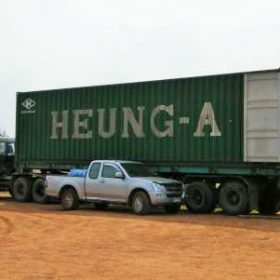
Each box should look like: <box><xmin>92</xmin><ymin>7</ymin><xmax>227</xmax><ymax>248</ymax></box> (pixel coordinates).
<box><xmin>0</xmin><ymin>193</ymin><xmax>280</xmax><ymax>280</ymax></box>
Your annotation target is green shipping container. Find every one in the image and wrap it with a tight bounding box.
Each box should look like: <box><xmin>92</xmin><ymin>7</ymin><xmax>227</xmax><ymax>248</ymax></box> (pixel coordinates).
<box><xmin>16</xmin><ymin>69</ymin><xmax>280</xmax><ymax>175</ymax></box>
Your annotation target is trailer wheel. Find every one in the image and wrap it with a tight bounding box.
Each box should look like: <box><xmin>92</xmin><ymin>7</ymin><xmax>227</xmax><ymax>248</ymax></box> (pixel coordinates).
<box><xmin>219</xmin><ymin>181</ymin><xmax>249</xmax><ymax>215</ymax></box>
<box><xmin>165</xmin><ymin>203</ymin><xmax>180</xmax><ymax>214</ymax></box>
<box><xmin>259</xmin><ymin>185</ymin><xmax>280</xmax><ymax>215</ymax></box>
<box><xmin>185</xmin><ymin>182</ymin><xmax>215</xmax><ymax>213</ymax></box>
<box><xmin>32</xmin><ymin>178</ymin><xmax>49</xmax><ymax>204</ymax></box>
<box><xmin>61</xmin><ymin>188</ymin><xmax>79</xmax><ymax>210</ymax></box>
<box><xmin>13</xmin><ymin>177</ymin><xmax>33</xmax><ymax>202</ymax></box>
<box><xmin>131</xmin><ymin>191</ymin><xmax>151</xmax><ymax>215</ymax></box>
<box><xmin>94</xmin><ymin>202</ymin><xmax>109</xmax><ymax>211</ymax></box>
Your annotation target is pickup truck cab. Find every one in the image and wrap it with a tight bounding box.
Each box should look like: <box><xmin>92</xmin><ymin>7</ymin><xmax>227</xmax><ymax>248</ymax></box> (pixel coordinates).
<box><xmin>46</xmin><ymin>160</ymin><xmax>183</xmax><ymax>215</ymax></box>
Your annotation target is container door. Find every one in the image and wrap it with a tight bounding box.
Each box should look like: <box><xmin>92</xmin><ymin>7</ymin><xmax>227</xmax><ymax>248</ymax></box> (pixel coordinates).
<box><xmin>244</xmin><ymin>71</ymin><xmax>280</xmax><ymax>162</ymax></box>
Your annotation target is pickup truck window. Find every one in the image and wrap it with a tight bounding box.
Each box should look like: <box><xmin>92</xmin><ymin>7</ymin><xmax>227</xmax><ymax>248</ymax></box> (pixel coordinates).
<box><xmin>121</xmin><ymin>163</ymin><xmax>156</xmax><ymax>177</ymax></box>
<box><xmin>89</xmin><ymin>162</ymin><xmax>101</xmax><ymax>179</ymax></box>
<box><xmin>102</xmin><ymin>164</ymin><xmax>120</xmax><ymax>178</ymax></box>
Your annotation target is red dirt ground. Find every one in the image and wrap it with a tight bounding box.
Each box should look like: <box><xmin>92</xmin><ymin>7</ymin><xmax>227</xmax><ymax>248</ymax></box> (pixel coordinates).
<box><xmin>1</xmin><ymin>192</ymin><xmax>280</xmax><ymax>280</ymax></box>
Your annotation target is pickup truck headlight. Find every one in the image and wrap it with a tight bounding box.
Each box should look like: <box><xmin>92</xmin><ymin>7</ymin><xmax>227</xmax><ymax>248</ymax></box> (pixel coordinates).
<box><xmin>152</xmin><ymin>182</ymin><xmax>165</xmax><ymax>192</ymax></box>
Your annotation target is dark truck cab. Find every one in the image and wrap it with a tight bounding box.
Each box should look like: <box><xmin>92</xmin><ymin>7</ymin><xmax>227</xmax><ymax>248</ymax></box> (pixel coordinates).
<box><xmin>0</xmin><ymin>137</ymin><xmax>15</xmax><ymax>190</ymax></box>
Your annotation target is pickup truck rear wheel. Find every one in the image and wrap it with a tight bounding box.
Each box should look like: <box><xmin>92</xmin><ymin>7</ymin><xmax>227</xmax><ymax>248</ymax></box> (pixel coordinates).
<box><xmin>131</xmin><ymin>191</ymin><xmax>151</xmax><ymax>215</ymax></box>
<box><xmin>32</xmin><ymin>178</ymin><xmax>49</xmax><ymax>204</ymax></box>
<box><xmin>61</xmin><ymin>188</ymin><xmax>79</xmax><ymax>210</ymax></box>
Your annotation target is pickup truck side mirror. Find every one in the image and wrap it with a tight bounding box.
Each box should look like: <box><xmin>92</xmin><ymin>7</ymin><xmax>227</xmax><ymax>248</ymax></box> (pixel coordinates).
<box><xmin>115</xmin><ymin>171</ymin><xmax>124</xmax><ymax>179</ymax></box>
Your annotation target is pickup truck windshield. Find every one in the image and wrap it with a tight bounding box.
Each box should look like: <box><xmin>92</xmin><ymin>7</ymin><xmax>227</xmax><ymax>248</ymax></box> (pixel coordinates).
<box><xmin>121</xmin><ymin>163</ymin><xmax>157</xmax><ymax>177</ymax></box>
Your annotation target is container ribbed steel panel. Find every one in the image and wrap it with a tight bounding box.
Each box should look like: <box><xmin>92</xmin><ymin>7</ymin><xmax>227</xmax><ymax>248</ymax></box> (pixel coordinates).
<box><xmin>16</xmin><ymin>73</ymin><xmax>243</xmax><ymax>169</ymax></box>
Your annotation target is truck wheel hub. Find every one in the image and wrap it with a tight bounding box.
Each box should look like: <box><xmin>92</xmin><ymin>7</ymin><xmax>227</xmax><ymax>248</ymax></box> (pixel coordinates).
<box><xmin>227</xmin><ymin>191</ymin><xmax>240</xmax><ymax>205</ymax></box>
<box><xmin>193</xmin><ymin>190</ymin><xmax>203</xmax><ymax>204</ymax></box>
<box><xmin>134</xmin><ymin>197</ymin><xmax>143</xmax><ymax>212</ymax></box>
<box><xmin>64</xmin><ymin>194</ymin><xmax>73</xmax><ymax>207</ymax></box>
<box><xmin>17</xmin><ymin>185</ymin><xmax>24</xmax><ymax>195</ymax></box>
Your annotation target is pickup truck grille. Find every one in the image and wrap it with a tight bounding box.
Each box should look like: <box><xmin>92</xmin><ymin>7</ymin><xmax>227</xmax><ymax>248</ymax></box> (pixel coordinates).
<box><xmin>161</xmin><ymin>183</ymin><xmax>183</xmax><ymax>198</ymax></box>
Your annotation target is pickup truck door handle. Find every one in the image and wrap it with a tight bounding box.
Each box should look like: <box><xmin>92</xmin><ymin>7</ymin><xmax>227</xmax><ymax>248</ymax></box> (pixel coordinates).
<box><xmin>99</xmin><ymin>179</ymin><xmax>106</xmax><ymax>184</ymax></box>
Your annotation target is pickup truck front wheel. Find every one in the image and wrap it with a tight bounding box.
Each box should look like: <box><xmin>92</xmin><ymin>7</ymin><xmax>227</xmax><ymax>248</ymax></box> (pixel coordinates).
<box><xmin>61</xmin><ymin>188</ymin><xmax>79</xmax><ymax>210</ymax></box>
<box><xmin>131</xmin><ymin>191</ymin><xmax>151</xmax><ymax>215</ymax></box>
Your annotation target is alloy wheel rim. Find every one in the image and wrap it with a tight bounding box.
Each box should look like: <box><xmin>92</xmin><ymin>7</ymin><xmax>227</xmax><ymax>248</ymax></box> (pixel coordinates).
<box><xmin>134</xmin><ymin>197</ymin><xmax>143</xmax><ymax>212</ymax></box>
<box><xmin>64</xmin><ymin>193</ymin><xmax>73</xmax><ymax>208</ymax></box>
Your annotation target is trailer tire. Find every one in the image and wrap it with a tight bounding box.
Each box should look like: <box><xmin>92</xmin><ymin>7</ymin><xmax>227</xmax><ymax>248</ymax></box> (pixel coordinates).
<box><xmin>32</xmin><ymin>178</ymin><xmax>49</xmax><ymax>203</ymax></box>
<box><xmin>219</xmin><ymin>181</ymin><xmax>249</xmax><ymax>215</ymax></box>
<box><xmin>131</xmin><ymin>191</ymin><xmax>151</xmax><ymax>215</ymax></box>
<box><xmin>61</xmin><ymin>188</ymin><xmax>79</xmax><ymax>210</ymax></box>
<box><xmin>165</xmin><ymin>203</ymin><xmax>180</xmax><ymax>214</ymax></box>
<box><xmin>185</xmin><ymin>182</ymin><xmax>215</xmax><ymax>213</ymax></box>
<box><xmin>13</xmin><ymin>177</ymin><xmax>33</xmax><ymax>202</ymax></box>
<box><xmin>259</xmin><ymin>185</ymin><xmax>280</xmax><ymax>215</ymax></box>
<box><xmin>94</xmin><ymin>202</ymin><xmax>109</xmax><ymax>211</ymax></box>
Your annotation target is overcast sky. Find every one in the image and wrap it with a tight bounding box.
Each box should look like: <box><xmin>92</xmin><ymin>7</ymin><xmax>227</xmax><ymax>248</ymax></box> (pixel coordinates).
<box><xmin>1</xmin><ymin>0</ymin><xmax>280</xmax><ymax>136</ymax></box>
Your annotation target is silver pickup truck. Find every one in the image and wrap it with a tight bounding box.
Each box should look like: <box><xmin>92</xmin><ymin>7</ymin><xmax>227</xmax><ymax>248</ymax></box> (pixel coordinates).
<box><xmin>46</xmin><ymin>160</ymin><xmax>183</xmax><ymax>215</ymax></box>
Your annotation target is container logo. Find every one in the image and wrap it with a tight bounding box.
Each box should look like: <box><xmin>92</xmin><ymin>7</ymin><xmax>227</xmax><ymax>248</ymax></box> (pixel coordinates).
<box><xmin>21</xmin><ymin>98</ymin><xmax>36</xmax><ymax>114</ymax></box>
<box><xmin>22</xmin><ymin>98</ymin><xmax>36</xmax><ymax>110</ymax></box>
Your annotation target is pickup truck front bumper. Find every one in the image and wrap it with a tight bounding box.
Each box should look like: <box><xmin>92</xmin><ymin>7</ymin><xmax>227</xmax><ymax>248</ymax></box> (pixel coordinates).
<box><xmin>149</xmin><ymin>192</ymin><xmax>182</xmax><ymax>206</ymax></box>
